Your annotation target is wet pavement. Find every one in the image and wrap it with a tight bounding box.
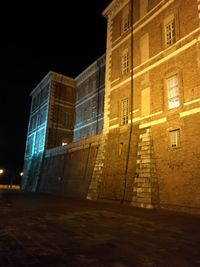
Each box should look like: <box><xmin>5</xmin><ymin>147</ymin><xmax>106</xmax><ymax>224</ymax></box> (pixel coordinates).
<box><xmin>0</xmin><ymin>190</ymin><xmax>200</xmax><ymax>267</ymax></box>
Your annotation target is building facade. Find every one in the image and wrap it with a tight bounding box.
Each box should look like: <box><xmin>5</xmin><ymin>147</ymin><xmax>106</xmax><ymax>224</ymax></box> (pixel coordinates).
<box><xmin>22</xmin><ymin>0</ymin><xmax>200</xmax><ymax>213</ymax></box>
<box><xmin>74</xmin><ymin>55</ymin><xmax>105</xmax><ymax>141</ymax></box>
<box><xmin>22</xmin><ymin>71</ymin><xmax>76</xmax><ymax>191</ymax></box>
<box><xmin>87</xmin><ymin>0</ymin><xmax>200</xmax><ymax>212</ymax></box>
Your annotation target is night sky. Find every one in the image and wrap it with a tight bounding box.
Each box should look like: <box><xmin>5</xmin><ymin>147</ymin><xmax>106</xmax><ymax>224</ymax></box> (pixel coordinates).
<box><xmin>0</xmin><ymin>0</ymin><xmax>111</xmax><ymax>176</ymax></box>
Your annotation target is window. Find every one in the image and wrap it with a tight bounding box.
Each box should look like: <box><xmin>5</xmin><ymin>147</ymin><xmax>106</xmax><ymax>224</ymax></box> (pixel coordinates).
<box><xmin>121</xmin><ymin>98</ymin><xmax>128</xmax><ymax>125</ymax></box>
<box><xmin>91</xmin><ymin>100</ymin><xmax>96</xmax><ymax>118</ymax></box>
<box><xmin>169</xmin><ymin>129</ymin><xmax>180</xmax><ymax>148</ymax></box>
<box><xmin>62</xmin><ymin>142</ymin><xmax>68</xmax><ymax>146</ymax></box>
<box><xmin>41</xmin><ymin>84</ymin><xmax>49</xmax><ymax>103</ymax></box>
<box><xmin>26</xmin><ymin>136</ymin><xmax>34</xmax><ymax>158</ymax></box>
<box><xmin>165</xmin><ymin>18</ymin><xmax>176</xmax><ymax>47</ymax></box>
<box><xmin>29</xmin><ymin>114</ymin><xmax>38</xmax><ymax>131</ymax></box>
<box><xmin>167</xmin><ymin>75</ymin><xmax>179</xmax><ymax>109</ymax></box>
<box><xmin>122</xmin><ymin>6</ymin><xmax>130</xmax><ymax>33</ymax></box>
<box><xmin>34</xmin><ymin>130</ymin><xmax>45</xmax><ymax>153</ymax></box>
<box><xmin>119</xmin><ymin>142</ymin><xmax>124</xmax><ymax>156</ymax></box>
<box><xmin>122</xmin><ymin>50</ymin><xmax>129</xmax><ymax>74</ymax></box>
<box><xmin>38</xmin><ymin>106</ymin><xmax>47</xmax><ymax>125</ymax></box>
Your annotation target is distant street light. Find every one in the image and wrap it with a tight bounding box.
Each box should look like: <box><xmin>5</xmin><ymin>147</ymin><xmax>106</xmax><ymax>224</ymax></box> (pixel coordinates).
<box><xmin>0</xmin><ymin>169</ymin><xmax>4</xmax><ymax>175</ymax></box>
<box><xmin>20</xmin><ymin>172</ymin><xmax>23</xmax><ymax>177</ymax></box>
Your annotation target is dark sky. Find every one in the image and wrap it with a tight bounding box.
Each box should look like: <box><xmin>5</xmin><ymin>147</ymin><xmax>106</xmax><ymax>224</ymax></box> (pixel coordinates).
<box><xmin>0</xmin><ymin>0</ymin><xmax>111</xmax><ymax>175</ymax></box>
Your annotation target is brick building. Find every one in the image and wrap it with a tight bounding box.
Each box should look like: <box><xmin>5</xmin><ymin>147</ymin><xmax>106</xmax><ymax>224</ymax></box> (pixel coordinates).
<box><xmin>22</xmin><ymin>0</ymin><xmax>200</xmax><ymax>213</ymax></box>
<box><xmin>87</xmin><ymin>0</ymin><xmax>200</xmax><ymax>212</ymax></box>
<box><xmin>22</xmin><ymin>71</ymin><xmax>76</xmax><ymax>191</ymax></box>
<box><xmin>22</xmin><ymin>58</ymin><xmax>105</xmax><ymax>192</ymax></box>
<box><xmin>74</xmin><ymin>55</ymin><xmax>105</xmax><ymax>141</ymax></box>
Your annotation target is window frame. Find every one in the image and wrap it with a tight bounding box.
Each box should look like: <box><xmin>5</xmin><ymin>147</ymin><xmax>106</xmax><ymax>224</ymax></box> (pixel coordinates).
<box><xmin>122</xmin><ymin>50</ymin><xmax>129</xmax><ymax>75</ymax></box>
<box><xmin>164</xmin><ymin>15</ymin><xmax>176</xmax><ymax>48</ymax></box>
<box><xmin>169</xmin><ymin>129</ymin><xmax>181</xmax><ymax>149</ymax></box>
<box><xmin>121</xmin><ymin>98</ymin><xmax>129</xmax><ymax>125</ymax></box>
<box><xmin>121</xmin><ymin>5</ymin><xmax>130</xmax><ymax>34</ymax></box>
<box><xmin>167</xmin><ymin>74</ymin><xmax>180</xmax><ymax>110</ymax></box>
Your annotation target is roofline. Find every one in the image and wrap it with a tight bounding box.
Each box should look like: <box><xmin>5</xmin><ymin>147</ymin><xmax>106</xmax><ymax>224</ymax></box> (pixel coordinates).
<box><xmin>30</xmin><ymin>71</ymin><xmax>75</xmax><ymax>96</ymax></box>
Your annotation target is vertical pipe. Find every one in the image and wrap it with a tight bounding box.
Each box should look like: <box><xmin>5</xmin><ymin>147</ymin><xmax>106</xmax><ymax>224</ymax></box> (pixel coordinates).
<box><xmin>121</xmin><ymin>0</ymin><xmax>134</xmax><ymax>203</ymax></box>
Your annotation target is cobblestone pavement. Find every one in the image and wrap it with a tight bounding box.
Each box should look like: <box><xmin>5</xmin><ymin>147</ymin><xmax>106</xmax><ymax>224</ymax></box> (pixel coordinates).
<box><xmin>0</xmin><ymin>190</ymin><xmax>200</xmax><ymax>267</ymax></box>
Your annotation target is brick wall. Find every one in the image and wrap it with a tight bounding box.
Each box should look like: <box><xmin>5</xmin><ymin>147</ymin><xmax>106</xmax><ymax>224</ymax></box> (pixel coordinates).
<box><xmin>99</xmin><ymin>0</ymin><xmax>200</xmax><ymax>213</ymax></box>
<box><xmin>153</xmin><ymin>114</ymin><xmax>200</xmax><ymax>212</ymax></box>
<box><xmin>39</xmin><ymin>136</ymin><xmax>101</xmax><ymax>198</ymax></box>
<box><xmin>47</xmin><ymin>80</ymin><xmax>76</xmax><ymax>148</ymax></box>
<box><xmin>98</xmin><ymin>124</ymin><xmax>139</xmax><ymax>202</ymax></box>
<box><xmin>74</xmin><ymin>55</ymin><xmax>105</xmax><ymax>141</ymax></box>
<box><xmin>23</xmin><ymin>0</ymin><xmax>200</xmax><ymax>214</ymax></box>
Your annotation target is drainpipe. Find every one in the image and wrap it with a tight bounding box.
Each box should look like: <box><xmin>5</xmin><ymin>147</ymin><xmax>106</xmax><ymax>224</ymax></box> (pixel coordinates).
<box><xmin>121</xmin><ymin>0</ymin><xmax>134</xmax><ymax>203</ymax></box>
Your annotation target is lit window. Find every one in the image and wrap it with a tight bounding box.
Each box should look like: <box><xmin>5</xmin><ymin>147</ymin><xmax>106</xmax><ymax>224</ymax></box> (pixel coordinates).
<box><xmin>167</xmin><ymin>75</ymin><xmax>179</xmax><ymax>109</ymax></box>
<box><xmin>121</xmin><ymin>99</ymin><xmax>128</xmax><ymax>125</ymax></box>
<box><xmin>122</xmin><ymin>51</ymin><xmax>129</xmax><ymax>74</ymax></box>
<box><xmin>169</xmin><ymin>129</ymin><xmax>180</xmax><ymax>148</ymax></box>
<box><xmin>62</xmin><ymin>142</ymin><xmax>68</xmax><ymax>146</ymax></box>
<box><xmin>165</xmin><ymin>19</ymin><xmax>176</xmax><ymax>47</ymax></box>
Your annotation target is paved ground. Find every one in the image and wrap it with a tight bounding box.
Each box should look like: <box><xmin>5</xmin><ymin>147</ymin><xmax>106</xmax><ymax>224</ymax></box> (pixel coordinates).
<box><xmin>0</xmin><ymin>190</ymin><xmax>200</xmax><ymax>267</ymax></box>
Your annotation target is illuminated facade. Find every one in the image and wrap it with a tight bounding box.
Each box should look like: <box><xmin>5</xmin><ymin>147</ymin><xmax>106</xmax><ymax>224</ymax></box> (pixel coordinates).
<box><xmin>22</xmin><ymin>0</ymin><xmax>200</xmax><ymax>213</ymax></box>
<box><xmin>74</xmin><ymin>55</ymin><xmax>105</xmax><ymax>141</ymax></box>
<box><xmin>22</xmin><ymin>58</ymin><xmax>105</xmax><ymax>192</ymax></box>
<box><xmin>22</xmin><ymin>71</ymin><xmax>76</xmax><ymax>191</ymax></box>
<box><xmin>87</xmin><ymin>0</ymin><xmax>200</xmax><ymax>212</ymax></box>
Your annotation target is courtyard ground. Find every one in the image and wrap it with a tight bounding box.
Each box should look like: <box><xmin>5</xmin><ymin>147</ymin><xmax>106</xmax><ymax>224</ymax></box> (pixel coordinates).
<box><xmin>0</xmin><ymin>190</ymin><xmax>200</xmax><ymax>267</ymax></box>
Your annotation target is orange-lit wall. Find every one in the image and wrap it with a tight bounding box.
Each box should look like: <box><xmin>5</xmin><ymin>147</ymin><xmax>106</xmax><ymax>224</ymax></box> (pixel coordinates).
<box><xmin>90</xmin><ymin>0</ymin><xmax>200</xmax><ymax>213</ymax></box>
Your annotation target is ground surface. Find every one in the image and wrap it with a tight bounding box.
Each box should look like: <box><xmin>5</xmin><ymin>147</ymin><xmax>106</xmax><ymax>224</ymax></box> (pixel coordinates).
<box><xmin>0</xmin><ymin>190</ymin><xmax>200</xmax><ymax>267</ymax></box>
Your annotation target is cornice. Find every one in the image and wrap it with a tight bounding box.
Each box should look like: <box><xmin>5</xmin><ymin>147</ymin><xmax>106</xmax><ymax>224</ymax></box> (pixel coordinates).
<box><xmin>30</xmin><ymin>71</ymin><xmax>75</xmax><ymax>96</ymax></box>
<box><xmin>51</xmin><ymin>72</ymin><xmax>75</xmax><ymax>87</ymax></box>
<box><xmin>75</xmin><ymin>54</ymin><xmax>105</xmax><ymax>86</ymax></box>
<box><xmin>102</xmin><ymin>0</ymin><xmax>129</xmax><ymax>19</ymax></box>
<box><xmin>30</xmin><ymin>71</ymin><xmax>52</xmax><ymax>96</ymax></box>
